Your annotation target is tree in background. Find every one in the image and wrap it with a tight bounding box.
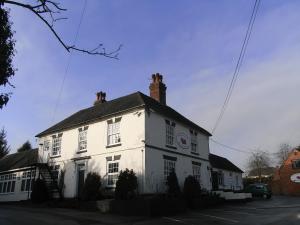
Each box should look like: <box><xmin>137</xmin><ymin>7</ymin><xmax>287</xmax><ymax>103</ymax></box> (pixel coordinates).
<box><xmin>247</xmin><ymin>150</ymin><xmax>271</xmax><ymax>182</ymax></box>
<box><xmin>275</xmin><ymin>143</ymin><xmax>293</xmax><ymax>165</ymax></box>
<box><xmin>17</xmin><ymin>140</ymin><xmax>32</xmax><ymax>152</ymax></box>
<box><xmin>0</xmin><ymin>128</ymin><xmax>10</xmax><ymax>158</ymax></box>
<box><xmin>0</xmin><ymin>6</ymin><xmax>15</xmax><ymax>109</ymax></box>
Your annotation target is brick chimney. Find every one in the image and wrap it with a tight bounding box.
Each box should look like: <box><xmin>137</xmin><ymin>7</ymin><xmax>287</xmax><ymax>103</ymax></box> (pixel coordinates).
<box><xmin>94</xmin><ymin>91</ymin><xmax>106</xmax><ymax>105</ymax></box>
<box><xmin>149</xmin><ymin>73</ymin><xmax>167</xmax><ymax>105</ymax></box>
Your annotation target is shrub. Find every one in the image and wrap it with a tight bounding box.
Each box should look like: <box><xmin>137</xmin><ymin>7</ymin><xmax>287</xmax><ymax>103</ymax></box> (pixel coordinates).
<box><xmin>31</xmin><ymin>178</ymin><xmax>49</xmax><ymax>203</ymax></box>
<box><xmin>183</xmin><ymin>175</ymin><xmax>201</xmax><ymax>198</ymax></box>
<box><xmin>115</xmin><ymin>169</ymin><xmax>138</xmax><ymax>200</ymax></box>
<box><xmin>166</xmin><ymin>169</ymin><xmax>181</xmax><ymax>196</ymax></box>
<box><xmin>81</xmin><ymin>172</ymin><xmax>102</xmax><ymax>201</ymax></box>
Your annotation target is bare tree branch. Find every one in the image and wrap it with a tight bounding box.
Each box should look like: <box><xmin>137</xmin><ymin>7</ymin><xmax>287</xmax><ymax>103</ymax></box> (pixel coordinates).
<box><xmin>3</xmin><ymin>0</ymin><xmax>121</xmax><ymax>59</ymax></box>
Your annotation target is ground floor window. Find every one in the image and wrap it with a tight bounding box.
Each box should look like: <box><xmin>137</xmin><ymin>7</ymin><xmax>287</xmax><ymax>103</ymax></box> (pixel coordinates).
<box><xmin>50</xmin><ymin>165</ymin><xmax>60</xmax><ymax>183</ymax></box>
<box><xmin>21</xmin><ymin>170</ymin><xmax>36</xmax><ymax>192</ymax></box>
<box><xmin>218</xmin><ymin>171</ymin><xmax>224</xmax><ymax>186</ymax></box>
<box><xmin>0</xmin><ymin>173</ymin><xmax>16</xmax><ymax>194</ymax></box>
<box><xmin>164</xmin><ymin>159</ymin><xmax>176</xmax><ymax>181</ymax></box>
<box><xmin>192</xmin><ymin>164</ymin><xmax>201</xmax><ymax>183</ymax></box>
<box><xmin>107</xmin><ymin>162</ymin><xmax>119</xmax><ymax>186</ymax></box>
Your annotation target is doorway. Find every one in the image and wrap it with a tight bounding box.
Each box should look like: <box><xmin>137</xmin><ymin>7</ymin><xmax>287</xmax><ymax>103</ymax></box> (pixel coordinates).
<box><xmin>77</xmin><ymin>163</ymin><xmax>85</xmax><ymax>198</ymax></box>
<box><xmin>212</xmin><ymin>171</ymin><xmax>219</xmax><ymax>191</ymax></box>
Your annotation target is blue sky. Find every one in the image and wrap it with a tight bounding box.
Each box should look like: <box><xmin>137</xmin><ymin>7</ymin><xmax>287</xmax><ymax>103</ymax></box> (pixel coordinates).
<box><xmin>1</xmin><ymin>0</ymin><xmax>300</xmax><ymax>170</ymax></box>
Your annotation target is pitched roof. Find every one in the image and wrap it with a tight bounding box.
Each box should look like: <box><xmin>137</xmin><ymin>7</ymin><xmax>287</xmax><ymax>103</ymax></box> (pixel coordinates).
<box><xmin>0</xmin><ymin>149</ymin><xmax>38</xmax><ymax>172</ymax></box>
<box><xmin>36</xmin><ymin>92</ymin><xmax>211</xmax><ymax>137</ymax></box>
<box><xmin>209</xmin><ymin>153</ymin><xmax>243</xmax><ymax>173</ymax></box>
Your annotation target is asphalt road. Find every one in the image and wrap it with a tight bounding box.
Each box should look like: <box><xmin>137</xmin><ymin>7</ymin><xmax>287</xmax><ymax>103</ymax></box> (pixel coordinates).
<box><xmin>1</xmin><ymin>196</ymin><xmax>300</xmax><ymax>225</ymax></box>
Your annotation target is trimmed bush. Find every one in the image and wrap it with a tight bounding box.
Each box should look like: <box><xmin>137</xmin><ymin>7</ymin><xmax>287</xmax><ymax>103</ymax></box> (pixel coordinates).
<box><xmin>183</xmin><ymin>175</ymin><xmax>201</xmax><ymax>208</ymax></box>
<box><xmin>31</xmin><ymin>178</ymin><xmax>49</xmax><ymax>203</ymax></box>
<box><xmin>115</xmin><ymin>169</ymin><xmax>138</xmax><ymax>200</ymax></box>
<box><xmin>166</xmin><ymin>169</ymin><xmax>181</xmax><ymax>196</ymax></box>
<box><xmin>81</xmin><ymin>172</ymin><xmax>102</xmax><ymax>201</ymax></box>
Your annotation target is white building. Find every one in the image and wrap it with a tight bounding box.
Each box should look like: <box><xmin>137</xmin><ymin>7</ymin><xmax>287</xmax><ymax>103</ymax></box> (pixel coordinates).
<box><xmin>35</xmin><ymin>73</ymin><xmax>212</xmax><ymax>198</ymax></box>
<box><xmin>209</xmin><ymin>154</ymin><xmax>243</xmax><ymax>191</ymax></box>
<box><xmin>0</xmin><ymin>150</ymin><xmax>39</xmax><ymax>202</ymax></box>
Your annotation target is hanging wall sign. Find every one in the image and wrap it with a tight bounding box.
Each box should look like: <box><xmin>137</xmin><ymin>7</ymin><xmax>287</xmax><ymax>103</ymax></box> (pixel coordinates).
<box><xmin>290</xmin><ymin>173</ymin><xmax>300</xmax><ymax>183</ymax></box>
<box><xmin>176</xmin><ymin>132</ymin><xmax>190</xmax><ymax>149</ymax></box>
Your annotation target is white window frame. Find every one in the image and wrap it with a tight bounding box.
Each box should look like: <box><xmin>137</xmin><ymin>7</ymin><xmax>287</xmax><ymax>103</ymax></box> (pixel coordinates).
<box><xmin>52</xmin><ymin>134</ymin><xmax>62</xmax><ymax>156</ymax></box>
<box><xmin>165</xmin><ymin>120</ymin><xmax>175</xmax><ymax>146</ymax></box>
<box><xmin>44</xmin><ymin>140</ymin><xmax>50</xmax><ymax>151</ymax></box>
<box><xmin>107</xmin><ymin>161</ymin><xmax>119</xmax><ymax>187</ymax></box>
<box><xmin>0</xmin><ymin>173</ymin><xmax>16</xmax><ymax>194</ymax></box>
<box><xmin>292</xmin><ymin>159</ymin><xmax>300</xmax><ymax>169</ymax></box>
<box><xmin>78</xmin><ymin>127</ymin><xmax>88</xmax><ymax>152</ymax></box>
<box><xmin>190</xmin><ymin>130</ymin><xmax>198</xmax><ymax>153</ymax></box>
<box><xmin>21</xmin><ymin>171</ymin><xmax>35</xmax><ymax>192</ymax></box>
<box><xmin>50</xmin><ymin>165</ymin><xmax>60</xmax><ymax>183</ymax></box>
<box><xmin>107</xmin><ymin>117</ymin><xmax>121</xmax><ymax>146</ymax></box>
<box><xmin>164</xmin><ymin>159</ymin><xmax>176</xmax><ymax>181</ymax></box>
<box><xmin>192</xmin><ymin>164</ymin><xmax>201</xmax><ymax>184</ymax></box>
<box><xmin>218</xmin><ymin>171</ymin><xmax>224</xmax><ymax>186</ymax></box>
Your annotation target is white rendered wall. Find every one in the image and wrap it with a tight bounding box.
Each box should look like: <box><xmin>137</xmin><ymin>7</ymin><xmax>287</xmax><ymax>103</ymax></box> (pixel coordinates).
<box><xmin>212</xmin><ymin>168</ymin><xmax>243</xmax><ymax>190</ymax></box>
<box><xmin>37</xmin><ymin>108</ymin><xmax>146</xmax><ymax>198</ymax></box>
<box><xmin>0</xmin><ymin>168</ymin><xmax>38</xmax><ymax>202</ymax></box>
<box><xmin>144</xmin><ymin>110</ymin><xmax>212</xmax><ymax>193</ymax></box>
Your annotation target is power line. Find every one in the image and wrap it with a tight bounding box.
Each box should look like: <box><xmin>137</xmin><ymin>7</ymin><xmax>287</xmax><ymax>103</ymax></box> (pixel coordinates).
<box><xmin>211</xmin><ymin>138</ymin><xmax>252</xmax><ymax>154</ymax></box>
<box><xmin>51</xmin><ymin>0</ymin><xmax>88</xmax><ymax>123</ymax></box>
<box><xmin>211</xmin><ymin>0</ymin><xmax>261</xmax><ymax>134</ymax></box>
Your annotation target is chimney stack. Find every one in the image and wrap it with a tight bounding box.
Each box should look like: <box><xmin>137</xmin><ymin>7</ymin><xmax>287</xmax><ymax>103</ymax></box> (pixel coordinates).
<box><xmin>94</xmin><ymin>91</ymin><xmax>106</xmax><ymax>105</ymax></box>
<box><xmin>149</xmin><ymin>73</ymin><xmax>167</xmax><ymax>105</ymax></box>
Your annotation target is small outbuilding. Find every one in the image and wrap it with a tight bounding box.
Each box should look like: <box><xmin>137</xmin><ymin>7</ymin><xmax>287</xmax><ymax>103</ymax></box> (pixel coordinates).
<box><xmin>209</xmin><ymin>154</ymin><xmax>243</xmax><ymax>191</ymax></box>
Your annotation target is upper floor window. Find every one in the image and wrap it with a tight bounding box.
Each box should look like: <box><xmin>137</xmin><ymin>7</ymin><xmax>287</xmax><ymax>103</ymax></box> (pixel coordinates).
<box><xmin>78</xmin><ymin>126</ymin><xmax>88</xmax><ymax>152</ymax></box>
<box><xmin>107</xmin><ymin>117</ymin><xmax>121</xmax><ymax>146</ymax></box>
<box><xmin>292</xmin><ymin>159</ymin><xmax>300</xmax><ymax>169</ymax></box>
<box><xmin>190</xmin><ymin>130</ymin><xmax>198</xmax><ymax>153</ymax></box>
<box><xmin>165</xmin><ymin>120</ymin><xmax>175</xmax><ymax>146</ymax></box>
<box><xmin>43</xmin><ymin>140</ymin><xmax>50</xmax><ymax>151</ymax></box>
<box><xmin>52</xmin><ymin>133</ymin><xmax>62</xmax><ymax>156</ymax></box>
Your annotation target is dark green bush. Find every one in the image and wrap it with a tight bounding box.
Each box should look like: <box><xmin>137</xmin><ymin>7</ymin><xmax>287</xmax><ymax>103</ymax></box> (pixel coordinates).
<box><xmin>183</xmin><ymin>175</ymin><xmax>201</xmax><ymax>207</ymax></box>
<box><xmin>81</xmin><ymin>172</ymin><xmax>102</xmax><ymax>201</ymax></box>
<box><xmin>115</xmin><ymin>169</ymin><xmax>138</xmax><ymax>200</ymax></box>
<box><xmin>31</xmin><ymin>178</ymin><xmax>49</xmax><ymax>203</ymax></box>
<box><xmin>166</xmin><ymin>169</ymin><xmax>181</xmax><ymax>196</ymax></box>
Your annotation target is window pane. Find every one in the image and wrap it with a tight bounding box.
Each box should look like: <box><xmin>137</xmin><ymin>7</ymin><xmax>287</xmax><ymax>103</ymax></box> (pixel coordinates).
<box><xmin>11</xmin><ymin>181</ymin><xmax>15</xmax><ymax>192</ymax></box>
<box><xmin>21</xmin><ymin>180</ymin><xmax>25</xmax><ymax>191</ymax></box>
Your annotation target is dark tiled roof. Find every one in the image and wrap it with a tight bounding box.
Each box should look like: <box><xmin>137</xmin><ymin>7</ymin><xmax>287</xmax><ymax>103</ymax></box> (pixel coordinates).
<box><xmin>209</xmin><ymin>153</ymin><xmax>243</xmax><ymax>173</ymax></box>
<box><xmin>36</xmin><ymin>92</ymin><xmax>211</xmax><ymax>137</ymax></box>
<box><xmin>0</xmin><ymin>149</ymin><xmax>38</xmax><ymax>172</ymax></box>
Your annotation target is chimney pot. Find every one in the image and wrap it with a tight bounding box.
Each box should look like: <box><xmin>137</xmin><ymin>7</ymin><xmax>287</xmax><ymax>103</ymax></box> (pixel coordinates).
<box><xmin>94</xmin><ymin>91</ymin><xmax>106</xmax><ymax>105</ymax></box>
<box><xmin>149</xmin><ymin>73</ymin><xmax>167</xmax><ymax>105</ymax></box>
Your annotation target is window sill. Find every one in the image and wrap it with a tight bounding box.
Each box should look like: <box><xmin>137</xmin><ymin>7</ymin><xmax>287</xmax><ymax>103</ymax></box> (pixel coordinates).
<box><xmin>50</xmin><ymin>155</ymin><xmax>61</xmax><ymax>158</ymax></box>
<box><xmin>0</xmin><ymin>192</ymin><xmax>15</xmax><ymax>195</ymax></box>
<box><xmin>191</xmin><ymin>152</ymin><xmax>199</xmax><ymax>155</ymax></box>
<box><xmin>106</xmin><ymin>143</ymin><xmax>122</xmax><ymax>148</ymax></box>
<box><xmin>165</xmin><ymin>145</ymin><xmax>177</xmax><ymax>150</ymax></box>
<box><xmin>76</xmin><ymin>150</ymin><xmax>87</xmax><ymax>154</ymax></box>
<box><xmin>105</xmin><ymin>185</ymin><xmax>116</xmax><ymax>189</ymax></box>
